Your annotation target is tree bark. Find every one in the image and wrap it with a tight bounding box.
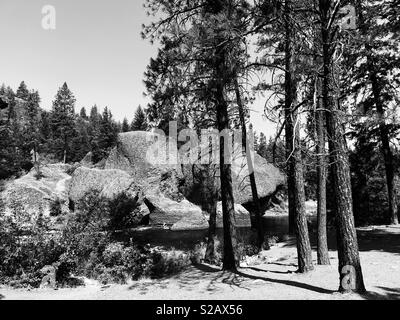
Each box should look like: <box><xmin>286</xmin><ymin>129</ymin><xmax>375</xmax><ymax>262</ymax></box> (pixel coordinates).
<box><xmin>203</xmin><ymin>165</ymin><xmax>218</xmax><ymax>264</ymax></box>
<box><xmin>216</xmin><ymin>85</ymin><xmax>238</xmax><ymax>271</ymax></box>
<box><xmin>315</xmin><ymin>80</ymin><xmax>330</xmax><ymax>265</ymax></box>
<box><xmin>355</xmin><ymin>0</ymin><xmax>399</xmax><ymax>225</ymax></box>
<box><xmin>284</xmin><ymin>0</ymin><xmax>296</xmax><ymax>236</ymax></box>
<box><xmin>234</xmin><ymin>79</ymin><xmax>265</xmax><ymax>249</ymax></box>
<box><xmin>293</xmin><ymin>121</ymin><xmax>314</xmax><ymax>272</ymax></box>
<box><xmin>284</xmin><ymin>0</ymin><xmax>313</xmax><ymax>273</ymax></box>
<box><xmin>320</xmin><ymin>0</ymin><xmax>366</xmax><ymax>293</ymax></box>
<box><xmin>204</xmin><ymin>0</ymin><xmax>238</xmax><ymax>271</ymax></box>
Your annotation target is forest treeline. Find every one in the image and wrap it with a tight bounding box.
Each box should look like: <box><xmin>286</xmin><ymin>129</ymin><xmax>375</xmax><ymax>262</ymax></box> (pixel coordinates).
<box><xmin>141</xmin><ymin>0</ymin><xmax>400</xmax><ymax>293</ymax></box>
<box><xmin>0</xmin><ymin>81</ymin><xmax>149</xmax><ymax>178</ymax></box>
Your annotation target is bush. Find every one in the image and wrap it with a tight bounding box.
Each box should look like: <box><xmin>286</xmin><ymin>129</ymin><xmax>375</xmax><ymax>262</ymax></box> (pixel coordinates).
<box><xmin>0</xmin><ymin>213</ymin><xmax>64</xmax><ymax>288</ymax></box>
<box><xmin>148</xmin><ymin>250</ymin><xmax>190</xmax><ymax>279</ymax></box>
<box><xmin>108</xmin><ymin>193</ymin><xmax>144</xmax><ymax>230</ymax></box>
<box><xmin>190</xmin><ymin>238</ymin><xmax>223</xmax><ymax>266</ymax></box>
<box><xmin>0</xmin><ymin>189</ymin><xmax>192</xmax><ymax>287</ymax></box>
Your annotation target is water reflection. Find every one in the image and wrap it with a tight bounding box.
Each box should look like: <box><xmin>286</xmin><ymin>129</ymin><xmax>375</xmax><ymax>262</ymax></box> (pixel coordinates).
<box><xmin>121</xmin><ymin>215</ymin><xmax>318</xmax><ymax>250</ymax></box>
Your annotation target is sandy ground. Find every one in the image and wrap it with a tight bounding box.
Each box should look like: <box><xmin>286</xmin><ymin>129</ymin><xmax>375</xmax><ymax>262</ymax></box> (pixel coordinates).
<box><xmin>1</xmin><ymin>225</ymin><xmax>399</xmax><ymax>300</ymax></box>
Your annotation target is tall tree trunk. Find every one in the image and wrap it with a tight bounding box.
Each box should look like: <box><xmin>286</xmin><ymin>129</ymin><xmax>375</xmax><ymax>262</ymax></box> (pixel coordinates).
<box><xmin>355</xmin><ymin>0</ymin><xmax>399</xmax><ymax>225</ymax></box>
<box><xmin>234</xmin><ymin>79</ymin><xmax>265</xmax><ymax>249</ymax></box>
<box><xmin>204</xmin><ymin>201</ymin><xmax>217</xmax><ymax>263</ymax></box>
<box><xmin>203</xmin><ymin>165</ymin><xmax>218</xmax><ymax>264</ymax></box>
<box><xmin>315</xmin><ymin>80</ymin><xmax>330</xmax><ymax>265</ymax></box>
<box><xmin>205</xmin><ymin>0</ymin><xmax>237</xmax><ymax>271</ymax></box>
<box><xmin>320</xmin><ymin>0</ymin><xmax>366</xmax><ymax>293</ymax></box>
<box><xmin>284</xmin><ymin>0</ymin><xmax>313</xmax><ymax>273</ymax></box>
<box><xmin>284</xmin><ymin>0</ymin><xmax>296</xmax><ymax>236</ymax></box>
<box><xmin>216</xmin><ymin>86</ymin><xmax>238</xmax><ymax>271</ymax></box>
<box><xmin>293</xmin><ymin>121</ymin><xmax>314</xmax><ymax>272</ymax></box>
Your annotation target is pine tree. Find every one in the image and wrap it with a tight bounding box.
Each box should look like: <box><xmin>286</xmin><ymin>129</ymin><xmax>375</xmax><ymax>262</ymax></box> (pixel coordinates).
<box><xmin>70</xmin><ymin>117</ymin><xmax>91</xmax><ymax>162</ymax></box>
<box><xmin>39</xmin><ymin>110</ymin><xmax>51</xmax><ymax>153</ymax></box>
<box><xmin>80</xmin><ymin>107</ymin><xmax>88</xmax><ymax>120</ymax></box>
<box><xmin>143</xmin><ymin>0</ymin><xmax>244</xmax><ymax>270</ymax></box>
<box><xmin>0</xmin><ymin>87</ymin><xmax>26</xmax><ymax>178</ymax></box>
<box><xmin>235</xmin><ymin>78</ymin><xmax>265</xmax><ymax>248</ymax></box>
<box><xmin>122</xmin><ymin>117</ymin><xmax>130</xmax><ymax>132</ymax></box>
<box><xmin>16</xmin><ymin>81</ymin><xmax>29</xmax><ymax>100</ymax></box>
<box><xmin>257</xmin><ymin>133</ymin><xmax>268</xmax><ymax>159</ymax></box>
<box><xmin>344</xmin><ymin>0</ymin><xmax>400</xmax><ymax>225</ymax></box>
<box><xmin>24</xmin><ymin>91</ymin><xmax>41</xmax><ymax>177</ymax></box>
<box><xmin>91</xmin><ymin>107</ymin><xmax>118</xmax><ymax>163</ymax></box>
<box><xmin>50</xmin><ymin>82</ymin><xmax>76</xmax><ymax>163</ymax></box>
<box><xmin>131</xmin><ymin>105</ymin><xmax>148</xmax><ymax>131</ymax></box>
<box><xmin>319</xmin><ymin>0</ymin><xmax>365</xmax><ymax>293</ymax></box>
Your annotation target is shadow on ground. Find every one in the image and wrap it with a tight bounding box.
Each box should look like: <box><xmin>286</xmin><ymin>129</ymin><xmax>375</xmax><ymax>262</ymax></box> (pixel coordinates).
<box><xmin>281</xmin><ymin>227</ymin><xmax>400</xmax><ymax>256</ymax></box>
<box><xmin>170</xmin><ymin>263</ymin><xmax>335</xmax><ymax>296</ymax></box>
<box><xmin>0</xmin><ymin>294</ymin><xmax>4</xmax><ymax>300</ymax></box>
<box><xmin>126</xmin><ymin>226</ymin><xmax>400</xmax><ymax>299</ymax></box>
<box><xmin>362</xmin><ymin>287</ymin><xmax>400</xmax><ymax>300</ymax></box>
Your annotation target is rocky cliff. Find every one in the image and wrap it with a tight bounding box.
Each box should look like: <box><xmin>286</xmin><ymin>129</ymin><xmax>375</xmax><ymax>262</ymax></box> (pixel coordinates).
<box><xmin>1</xmin><ymin>164</ymin><xmax>71</xmax><ymax>218</ymax></box>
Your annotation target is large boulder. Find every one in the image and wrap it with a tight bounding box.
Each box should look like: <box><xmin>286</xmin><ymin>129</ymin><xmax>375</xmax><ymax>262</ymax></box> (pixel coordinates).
<box><xmin>68</xmin><ymin>166</ymin><xmax>207</xmax><ymax>231</ymax></box>
<box><xmin>231</xmin><ymin>152</ymin><xmax>285</xmax><ymax>205</ymax></box>
<box><xmin>180</xmin><ymin>151</ymin><xmax>285</xmax><ymax>209</ymax></box>
<box><xmin>105</xmin><ymin>131</ymin><xmax>180</xmax><ymax>184</ymax></box>
<box><xmin>146</xmin><ymin>193</ymin><xmax>208</xmax><ymax>231</ymax></box>
<box><xmin>215</xmin><ymin>202</ymin><xmax>251</xmax><ymax>228</ymax></box>
<box><xmin>104</xmin><ymin>131</ymin><xmax>209</xmax><ymax>230</ymax></box>
<box><xmin>102</xmin><ymin>131</ymin><xmax>284</xmax><ymax>230</ymax></box>
<box><xmin>142</xmin><ymin>169</ymin><xmax>208</xmax><ymax>230</ymax></box>
<box><xmin>106</xmin><ymin>131</ymin><xmax>285</xmax><ymax>208</ymax></box>
<box><xmin>68</xmin><ymin>166</ymin><xmax>141</xmax><ymax>203</ymax></box>
<box><xmin>1</xmin><ymin>164</ymin><xmax>72</xmax><ymax>218</ymax></box>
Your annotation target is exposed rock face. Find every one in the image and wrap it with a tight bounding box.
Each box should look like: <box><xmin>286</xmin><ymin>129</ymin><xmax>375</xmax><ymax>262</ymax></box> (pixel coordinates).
<box><xmin>230</xmin><ymin>153</ymin><xmax>285</xmax><ymax>205</ymax></box>
<box><xmin>1</xmin><ymin>164</ymin><xmax>72</xmax><ymax>217</ymax></box>
<box><xmin>215</xmin><ymin>202</ymin><xmax>251</xmax><ymax>228</ymax></box>
<box><xmin>104</xmin><ymin>131</ymin><xmax>208</xmax><ymax>230</ymax></box>
<box><xmin>143</xmin><ymin>170</ymin><xmax>208</xmax><ymax>230</ymax></box>
<box><xmin>68</xmin><ymin>167</ymin><xmax>141</xmax><ymax>202</ymax></box>
<box><xmin>146</xmin><ymin>194</ymin><xmax>208</xmax><ymax>231</ymax></box>
<box><xmin>106</xmin><ymin>131</ymin><xmax>285</xmax><ymax>207</ymax></box>
<box><xmin>80</xmin><ymin>152</ymin><xmax>93</xmax><ymax>166</ymax></box>
<box><xmin>101</xmin><ymin>131</ymin><xmax>285</xmax><ymax>230</ymax></box>
<box><xmin>68</xmin><ymin>166</ymin><xmax>207</xmax><ymax>230</ymax></box>
<box><xmin>105</xmin><ymin>131</ymin><xmax>180</xmax><ymax>183</ymax></box>
<box><xmin>180</xmin><ymin>154</ymin><xmax>285</xmax><ymax>210</ymax></box>
<box><xmin>2</xmin><ymin>131</ymin><xmax>284</xmax><ymax>231</ymax></box>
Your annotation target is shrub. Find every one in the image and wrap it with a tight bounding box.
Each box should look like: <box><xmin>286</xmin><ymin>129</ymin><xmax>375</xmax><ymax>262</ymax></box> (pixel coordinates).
<box><xmin>108</xmin><ymin>193</ymin><xmax>143</xmax><ymax>230</ymax></box>
<box><xmin>0</xmin><ymin>213</ymin><xmax>64</xmax><ymax>288</ymax></box>
<box><xmin>190</xmin><ymin>238</ymin><xmax>223</xmax><ymax>266</ymax></box>
<box><xmin>148</xmin><ymin>250</ymin><xmax>191</xmax><ymax>279</ymax></box>
<box><xmin>0</xmin><ymin>188</ymin><xmax>191</xmax><ymax>287</ymax></box>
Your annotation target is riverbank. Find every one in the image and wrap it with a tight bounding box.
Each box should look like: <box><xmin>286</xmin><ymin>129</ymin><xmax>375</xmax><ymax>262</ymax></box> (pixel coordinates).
<box><xmin>1</xmin><ymin>224</ymin><xmax>399</xmax><ymax>300</ymax></box>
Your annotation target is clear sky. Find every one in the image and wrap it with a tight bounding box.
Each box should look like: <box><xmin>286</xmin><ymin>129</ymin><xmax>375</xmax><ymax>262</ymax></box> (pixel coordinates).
<box><xmin>0</xmin><ymin>0</ymin><xmax>276</xmax><ymax>137</ymax></box>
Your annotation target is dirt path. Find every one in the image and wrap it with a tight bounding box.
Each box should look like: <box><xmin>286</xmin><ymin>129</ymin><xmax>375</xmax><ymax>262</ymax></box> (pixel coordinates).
<box><xmin>1</xmin><ymin>225</ymin><xmax>399</xmax><ymax>300</ymax></box>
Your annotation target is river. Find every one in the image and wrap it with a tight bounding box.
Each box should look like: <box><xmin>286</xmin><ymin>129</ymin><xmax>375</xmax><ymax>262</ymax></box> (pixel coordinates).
<box><xmin>121</xmin><ymin>214</ymin><xmax>320</xmax><ymax>250</ymax></box>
